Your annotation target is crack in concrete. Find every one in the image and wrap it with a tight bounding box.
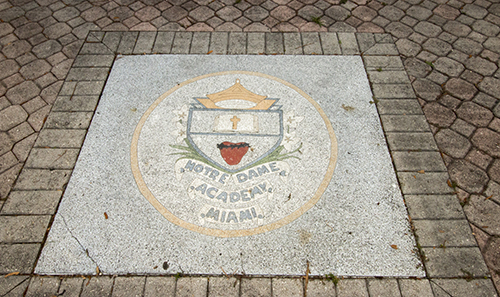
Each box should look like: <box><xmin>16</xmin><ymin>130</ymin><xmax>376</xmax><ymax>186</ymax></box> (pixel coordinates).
<box><xmin>60</xmin><ymin>214</ymin><xmax>101</xmax><ymax>274</ymax></box>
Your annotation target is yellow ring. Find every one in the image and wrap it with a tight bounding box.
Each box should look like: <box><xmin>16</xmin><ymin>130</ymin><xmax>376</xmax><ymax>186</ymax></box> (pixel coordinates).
<box><xmin>131</xmin><ymin>71</ymin><xmax>338</xmax><ymax>237</ymax></box>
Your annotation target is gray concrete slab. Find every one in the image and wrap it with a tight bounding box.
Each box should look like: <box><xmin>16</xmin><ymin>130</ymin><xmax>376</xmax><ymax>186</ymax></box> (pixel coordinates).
<box><xmin>36</xmin><ymin>55</ymin><xmax>423</xmax><ymax>277</ymax></box>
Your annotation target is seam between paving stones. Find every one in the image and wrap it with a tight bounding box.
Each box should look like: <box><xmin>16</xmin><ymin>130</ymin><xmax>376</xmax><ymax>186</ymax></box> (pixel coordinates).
<box><xmin>7</xmin><ymin>31</ymin><xmax>494</xmax><ymax>296</ymax></box>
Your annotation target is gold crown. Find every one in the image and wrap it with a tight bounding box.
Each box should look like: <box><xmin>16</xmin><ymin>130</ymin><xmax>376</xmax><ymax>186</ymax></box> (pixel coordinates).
<box><xmin>196</xmin><ymin>79</ymin><xmax>275</xmax><ymax>110</ymax></box>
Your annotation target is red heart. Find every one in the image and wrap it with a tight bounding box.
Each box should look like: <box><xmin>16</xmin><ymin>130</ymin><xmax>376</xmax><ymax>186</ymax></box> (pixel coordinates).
<box><xmin>217</xmin><ymin>142</ymin><xmax>250</xmax><ymax>165</ymax></box>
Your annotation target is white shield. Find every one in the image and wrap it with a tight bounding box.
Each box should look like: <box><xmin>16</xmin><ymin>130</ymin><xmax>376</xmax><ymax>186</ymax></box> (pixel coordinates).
<box><xmin>187</xmin><ymin>107</ymin><xmax>283</xmax><ymax>173</ymax></box>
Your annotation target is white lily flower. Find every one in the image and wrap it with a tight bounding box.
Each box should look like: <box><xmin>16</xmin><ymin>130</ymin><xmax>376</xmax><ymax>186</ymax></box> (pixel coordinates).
<box><xmin>282</xmin><ymin>131</ymin><xmax>300</xmax><ymax>152</ymax></box>
<box><xmin>171</xmin><ymin>121</ymin><xmax>187</xmax><ymax>143</ymax></box>
<box><xmin>284</xmin><ymin>110</ymin><xmax>304</xmax><ymax>130</ymax></box>
<box><xmin>172</xmin><ymin>105</ymin><xmax>189</xmax><ymax>123</ymax></box>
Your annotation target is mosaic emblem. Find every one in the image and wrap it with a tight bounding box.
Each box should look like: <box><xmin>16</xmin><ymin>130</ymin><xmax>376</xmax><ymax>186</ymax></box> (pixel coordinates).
<box><xmin>131</xmin><ymin>71</ymin><xmax>337</xmax><ymax>237</ymax></box>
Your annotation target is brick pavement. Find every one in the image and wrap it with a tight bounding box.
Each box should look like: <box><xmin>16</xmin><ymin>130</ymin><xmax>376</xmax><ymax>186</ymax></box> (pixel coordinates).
<box><xmin>0</xmin><ymin>0</ymin><xmax>499</xmax><ymax>295</ymax></box>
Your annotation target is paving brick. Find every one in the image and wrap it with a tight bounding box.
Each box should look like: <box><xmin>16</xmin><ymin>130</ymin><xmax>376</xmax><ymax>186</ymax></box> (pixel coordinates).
<box><xmin>176</xmin><ymin>277</ymin><xmax>207</xmax><ymax>297</ymax></box>
<box><xmin>79</xmin><ymin>42</ymin><xmax>114</xmax><ymax>55</ymax></box>
<box><xmin>99</xmin><ymin>32</ymin><xmax>121</xmax><ymax>53</ymax></box>
<box><xmin>319</xmin><ymin>32</ymin><xmax>341</xmax><ymax>55</ymax></box>
<box><xmin>1</xmin><ymin>190</ymin><xmax>62</xmax><ymax>214</ymax></box>
<box><xmin>430</xmin><ymin>278</ymin><xmax>498</xmax><ymax>297</ymax></box>
<box><xmin>0</xmin><ymin>215</ymin><xmax>51</xmax><ymax>242</ymax></box>
<box><xmin>25</xmin><ymin>148</ymin><xmax>79</xmax><ymax>169</ymax></box>
<box><xmin>472</xmin><ymin>92</ymin><xmax>497</xmax><ymax>109</ymax></box>
<box><xmin>403</xmin><ymin>58</ymin><xmax>432</xmax><ymax>78</ymax></box>
<box><xmin>14</xmin><ymin>23</ymin><xmax>43</xmax><ymax>39</ymax></box>
<box><xmin>337</xmin><ymin>279</ymin><xmax>368</xmax><ymax>297</ymax></box>
<box><xmin>19</xmin><ymin>59</ymin><xmax>52</xmax><ymax>80</ymax></box>
<box><xmin>395</xmin><ymin>39</ymin><xmax>421</xmax><ymax>57</ymax></box>
<box><xmin>2</xmin><ymin>40</ymin><xmax>32</xmax><ymax>59</ymax></box>
<box><xmin>73</xmin><ymin>55</ymin><xmax>114</xmax><ymax>68</ymax></box>
<box><xmin>368</xmin><ymin>71</ymin><xmax>409</xmax><ymax>85</ymax></box>
<box><xmin>0</xmin><ymin>163</ymin><xmax>22</xmax><ymax>198</ymax></box>
<box><xmin>14</xmin><ymin>168</ymin><xmax>71</xmax><ymax>190</ymax></box>
<box><xmin>465</xmin><ymin>148</ymin><xmax>493</xmax><ymax>170</ymax></box>
<box><xmin>207</xmin><ymin>277</ymin><xmax>240</xmax><ymax>297</ymax></box>
<box><xmin>0</xmin><ymin>60</ymin><xmax>19</xmax><ymax>79</ymax></box>
<box><xmin>305</xmin><ymin>279</ymin><xmax>335</xmax><ymax>297</ymax></box>
<box><xmin>471</xmin><ymin>128</ymin><xmax>500</xmax><ymax>158</ymax></box>
<box><xmin>171</xmin><ymin>32</ymin><xmax>192</xmax><ymax>54</ymax></box>
<box><xmin>405</xmin><ymin>195</ymin><xmax>464</xmax><ymax>219</ymax></box>
<box><xmin>273</xmin><ymin>278</ymin><xmax>303</xmax><ymax>297</ymax></box>
<box><xmin>117</xmin><ymin>31</ymin><xmax>139</xmax><ymax>54</ymax></box>
<box><xmin>456</xmin><ymin>101</ymin><xmax>493</xmax><ymax>127</ymax></box>
<box><xmin>12</xmin><ymin>133</ymin><xmax>37</xmax><ymax>162</ymax></box>
<box><xmin>449</xmin><ymin>159</ymin><xmax>488</xmax><ymax>193</ymax></box>
<box><xmin>25</xmin><ymin>276</ymin><xmax>61</xmax><ymax>297</ymax></box>
<box><xmin>0</xmin><ymin>243</ymin><xmax>40</xmax><ymax>273</ymax></box>
<box><xmin>227</xmin><ymin>32</ymin><xmax>246</xmax><ymax>54</ymax></box>
<box><xmin>80</xmin><ymin>277</ymin><xmax>113</xmax><ymax>297</ymax></box>
<box><xmin>445</xmin><ymin>78</ymin><xmax>477</xmax><ymax>100</ymax></box>
<box><xmin>392</xmin><ymin>151</ymin><xmax>446</xmax><ymax>172</ymax></box>
<box><xmin>372</xmin><ymin>84</ymin><xmax>415</xmax><ymax>99</ymax></box>
<box><xmin>435</xmin><ymin>129</ymin><xmax>471</xmax><ymax>159</ymax></box>
<box><xmin>364</xmin><ymin>56</ymin><xmax>404</xmax><ymax>70</ymax></box>
<box><xmin>133</xmin><ymin>31</ymin><xmax>156</xmax><ymax>54</ymax></box>
<box><xmin>6</xmin><ymin>81</ymin><xmax>41</xmax><ymax>105</ymax></box>
<box><xmin>363</xmin><ymin>43</ymin><xmax>398</xmax><ymax>55</ymax></box>
<box><xmin>0</xmin><ymin>105</ymin><xmax>28</xmax><ymax>131</ymax></box>
<box><xmin>464</xmin><ymin>194</ymin><xmax>500</xmax><ymax>235</ymax></box>
<box><xmin>324</xmin><ymin>6</ymin><xmax>350</xmax><ymax>21</ymax></box>
<box><xmin>484</xmin><ymin>37</ymin><xmax>500</xmax><ymax>55</ymax></box>
<box><xmin>57</xmin><ymin>277</ymin><xmax>83</xmax><ymax>297</ymax></box>
<box><xmin>451</xmin><ymin>118</ymin><xmax>476</xmax><ymax>137</ymax></box>
<box><xmin>188</xmin><ymin>32</ymin><xmax>210</xmax><ymax>54</ymax></box>
<box><xmin>433</xmin><ymin>56</ymin><xmax>464</xmax><ymax>77</ymax></box>
<box><xmin>27</xmin><ymin>105</ymin><xmax>51</xmax><ymax>131</ymax></box>
<box><xmin>265</xmin><ymin>32</ymin><xmax>284</xmax><ymax>54</ymax></box>
<box><xmin>367</xmin><ymin>279</ymin><xmax>400</xmax><ymax>297</ymax></box>
<box><xmin>385</xmin><ymin>22</ymin><xmax>414</xmax><ymax>39</ymax></box>
<box><xmin>44</xmin><ymin>22</ymin><xmax>72</xmax><ymax>40</ymax></box>
<box><xmin>398</xmin><ymin>279</ymin><xmax>433</xmax><ymax>297</ymax></box>
<box><xmin>356</xmin><ymin>33</ymin><xmax>376</xmax><ymax>53</ymax></box>
<box><xmin>424</xmin><ymin>247</ymin><xmax>489</xmax><ymax>277</ymax></box>
<box><xmin>144</xmin><ymin>277</ymin><xmax>175</xmax><ymax>297</ymax></box>
<box><xmin>283</xmin><ymin>32</ymin><xmax>302</xmax><ymax>55</ymax></box>
<box><xmin>380</xmin><ymin>115</ymin><xmax>430</xmax><ymax>132</ymax></box>
<box><xmin>35</xmin><ymin>129</ymin><xmax>86</xmax><ymax>148</ymax></box>
<box><xmin>398</xmin><ymin>172</ymin><xmax>453</xmax><ymax>194</ymax></box>
<box><xmin>52</xmin><ymin>95</ymin><xmax>99</xmax><ymax>112</ymax></box>
<box><xmin>426</xmin><ymin>70</ymin><xmax>448</xmax><ymax>85</ymax></box>
<box><xmin>112</xmin><ymin>277</ymin><xmax>146</xmax><ymax>297</ymax></box>
<box><xmin>422</xmin><ymin>102</ymin><xmax>455</xmax><ymax>128</ymax></box>
<box><xmin>0</xmin><ymin>275</ymin><xmax>30</xmax><ymax>296</ymax></box>
<box><xmin>302</xmin><ymin>32</ymin><xmax>322</xmax><ymax>55</ymax></box>
<box><xmin>0</xmin><ymin>131</ymin><xmax>14</xmax><ymax>155</ymax></box>
<box><xmin>453</xmin><ymin>37</ymin><xmax>483</xmax><ymax>55</ymax></box>
<box><xmin>337</xmin><ymin>33</ymin><xmax>359</xmax><ymax>55</ymax></box>
<box><xmin>386</xmin><ymin>132</ymin><xmax>438</xmax><ymax>151</ymax></box>
<box><xmin>489</xmin><ymin>158</ymin><xmax>500</xmax><ymax>184</ymax></box>
<box><xmin>461</xmin><ymin>3</ymin><xmax>488</xmax><ymax>19</ymax></box>
<box><xmin>66</xmin><ymin>67</ymin><xmax>109</xmax><ymax>82</ymax></box>
<box><xmin>478</xmin><ymin>77</ymin><xmax>500</xmax><ymax>99</ymax></box>
<box><xmin>74</xmin><ymin>81</ymin><xmax>105</xmax><ymax>96</ymax></box>
<box><xmin>413</xmin><ymin>219</ymin><xmax>476</xmax><ymax>247</ymax></box>
<box><xmin>0</xmin><ymin>151</ymin><xmax>18</xmax><ymax>174</ymax></box>
<box><xmin>241</xmin><ymin>278</ymin><xmax>271</xmax><ymax>297</ymax></box>
<box><xmin>80</xmin><ymin>6</ymin><xmax>107</xmax><ymax>22</ymax></box>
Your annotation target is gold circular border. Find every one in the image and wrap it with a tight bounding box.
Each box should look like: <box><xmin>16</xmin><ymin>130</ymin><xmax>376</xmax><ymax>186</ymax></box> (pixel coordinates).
<box><xmin>131</xmin><ymin>71</ymin><xmax>338</xmax><ymax>237</ymax></box>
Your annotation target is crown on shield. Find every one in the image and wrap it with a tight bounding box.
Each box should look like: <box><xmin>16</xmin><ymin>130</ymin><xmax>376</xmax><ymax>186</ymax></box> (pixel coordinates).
<box><xmin>196</xmin><ymin>79</ymin><xmax>276</xmax><ymax>110</ymax></box>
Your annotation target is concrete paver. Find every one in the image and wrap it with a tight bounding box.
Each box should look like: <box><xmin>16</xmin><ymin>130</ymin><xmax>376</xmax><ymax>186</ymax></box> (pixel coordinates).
<box><xmin>0</xmin><ymin>0</ymin><xmax>498</xmax><ymax>295</ymax></box>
